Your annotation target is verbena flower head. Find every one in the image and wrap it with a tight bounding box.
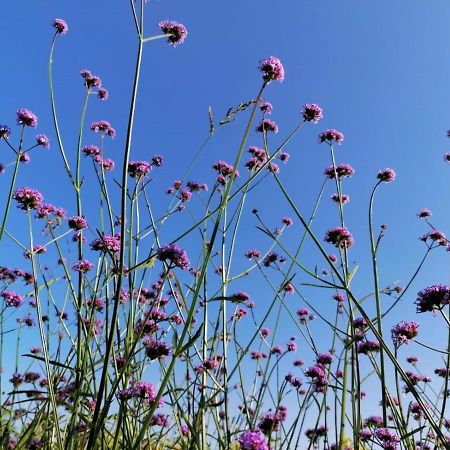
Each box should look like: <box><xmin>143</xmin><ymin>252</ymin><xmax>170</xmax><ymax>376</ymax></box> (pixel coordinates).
<box><xmin>417</xmin><ymin>208</ymin><xmax>432</xmax><ymax>218</ymax></box>
<box><xmin>374</xmin><ymin>428</ymin><xmax>400</xmax><ymax>449</ymax></box>
<box><xmin>90</xmin><ymin>235</ymin><xmax>121</xmax><ymax>253</ymax></box>
<box><xmin>260</xmin><ymin>102</ymin><xmax>273</xmax><ymax>114</ymax></box>
<box><xmin>53</xmin><ymin>18</ymin><xmax>68</xmax><ymax>34</ymax></box>
<box><xmin>415</xmin><ymin>284</ymin><xmax>450</xmax><ymax>313</ymax></box>
<box><xmin>72</xmin><ymin>259</ymin><xmax>94</xmax><ymax>273</ymax></box>
<box><xmin>302</xmin><ymin>104</ymin><xmax>323</xmax><ymax>123</ymax></box>
<box><xmin>152</xmin><ymin>155</ymin><xmax>164</xmax><ymax>167</ymax></box>
<box><xmin>13</xmin><ymin>187</ymin><xmax>43</xmax><ymax>210</ymax></box>
<box><xmin>391</xmin><ymin>321</ymin><xmax>419</xmax><ymax>345</ymax></box>
<box><xmin>324</xmin><ymin>227</ymin><xmax>354</xmax><ymax>249</ymax></box>
<box><xmin>331</xmin><ymin>193</ymin><xmax>350</xmax><ymax>204</ymax></box>
<box><xmin>256</xmin><ymin>119</ymin><xmax>278</xmax><ymax>133</ymax></box>
<box><xmin>1</xmin><ymin>291</ymin><xmax>24</xmax><ymax>308</ymax></box>
<box><xmin>90</xmin><ymin>120</ymin><xmax>116</xmax><ymax>138</ymax></box>
<box><xmin>80</xmin><ymin>70</ymin><xmax>102</xmax><ymax>90</ymax></box>
<box><xmin>128</xmin><ymin>161</ymin><xmax>152</xmax><ymax>179</ymax></box>
<box><xmin>324</xmin><ymin>164</ymin><xmax>355</xmax><ymax>179</ymax></box>
<box><xmin>16</xmin><ymin>109</ymin><xmax>37</xmax><ymax>127</ymax></box>
<box><xmin>444</xmin><ymin>152</ymin><xmax>450</xmax><ymax>163</ymax></box>
<box><xmin>156</xmin><ymin>244</ymin><xmax>190</xmax><ymax>270</ymax></box>
<box><xmin>258</xmin><ymin>56</ymin><xmax>285</xmax><ymax>83</ymax></box>
<box><xmin>82</xmin><ymin>145</ymin><xmax>101</xmax><ymax>158</ymax></box>
<box><xmin>98</xmin><ymin>88</ymin><xmax>109</xmax><ymax>100</ymax></box>
<box><xmin>36</xmin><ymin>134</ymin><xmax>50</xmax><ymax>149</ymax></box>
<box><xmin>68</xmin><ymin>216</ymin><xmax>88</xmax><ymax>231</ymax></box>
<box><xmin>0</xmin><ymin>125</ymin><xmax>11</xmax><ymax>140</ymax></box>
<box><xmin>377</xmin><ymin>168</ymin><xmax>396</xmax><ymax>183</ymax></box>
<box><xmin>318</xmin><ymin>129</ymin><xmax>344</xmax><ymax>144</ymax></box>
<box><xmin>420</xmin><ymin>230</ymin><xmax>447</xmax><ymax>246</ymax></box>
<box><xmin>238</xmin><ymin>429</ymin><xmax>269</xmax><ymax>450</ymax></box>
<box><xmin>159</xmin><ymin>20</ymin><xmax>188</xmax><ymax>46</ymax></box>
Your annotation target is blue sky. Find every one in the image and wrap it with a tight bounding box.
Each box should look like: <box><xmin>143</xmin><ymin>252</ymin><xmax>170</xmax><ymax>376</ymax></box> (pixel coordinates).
<box><xmin>1</xmin><ymin>0</ymin><xmax>450</xmax><ymax>437</ymax></box>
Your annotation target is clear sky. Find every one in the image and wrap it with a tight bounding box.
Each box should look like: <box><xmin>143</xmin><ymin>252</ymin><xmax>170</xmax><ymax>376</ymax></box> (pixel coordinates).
<box><xmin>1</xmin><ymin>0</ymin><xmax>450</xmax><ymax>437</ymax></box>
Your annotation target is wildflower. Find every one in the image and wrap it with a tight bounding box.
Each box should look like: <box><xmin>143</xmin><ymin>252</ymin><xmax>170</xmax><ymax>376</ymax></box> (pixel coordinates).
<box><xmin>318</xmin><ymin>129</ymin><xmax>344</xmax><ymax>144</ymax></box>
<box><xmin>301</xmin><ymin>104</ymin><xmax>323</xmax><ymax>123</ymax></box>
<box><xmin>159</xmin><ymin>20</ymin><xmax>187</xmax><ymax>46</ymax></box>
<box><xmin>261</xmin><ymin>328</ymin><xmax>271</xmax><ymax>338</ymax></box>
<box><xmin>99</xmin><ymin>158</ymin><xmax>115</xmax><ymax>171</ymax></box>
<box><xmin>9</xmin><ymin>373</ymin><xmax>24</xmax><ymax>387</ymax></box>
<box><xmin>283</xmin><ymin>282</ymin><xmax>295</xmax><ymax>294</ymax></box>
<box><xmin>132</xmin><ymin>381</ymin><xmax>164</xmax><ymax>406</ymax></box>
<box><xmin>0</xmin><ymin>125</ymin><xmax>11</xmax><ymax>139</ymax></box>
<box><xmin>279</xmin><ymin>151</ymin><xmax>289</xmax><ymax>162</ymax></box>
<box><xmin>24</xmin><ymin>244</ymin><xmax>46</xmax><ymax>259</ymax></box>
<box><xmin>80</xmin><ymin>70</ymin><xmax>102</xmax><ymax>89</ymax></box>
<box><xmin>357</xmin><ymin>340</ymin><xmax>381</xmax><ymax>354</ymax></box>
<box><xmin>180</xmin><ymin>189</ymin><xmax>192</xmax><ymax>202</ymax></box>
<box><xmin>316</xmin><ymin>352</ymin><xmax>333</xmax><ymax>365</ymax></box>
<box><xmin>377</xmin><ymin>168</ymin><xmax>396</xmax><ymax>183</ymax></box>
<box><xmin>151</xmin><ymin>414</ymin><xmax>170</xmax><ymax>427</ymax></box>
<box><xmin>324</xmin><ymin>226</ymin><xmax>354</xmax><ymax>249</ymax></box>
<box><xmin>305</xmin><ymin>425</ymin><xmax>328</xmax><ymax>442</ymax></box>
<box><xmin>415</xmin><ymin>284</ymin><xmax>450</xmax><ymax>313</ymax></box>
<box><xmin>90</xmin><ymin>235</ymin><xmax>121</xmax><ymax>253</ymax></box>
<box><xmin>435</xmin><ymin>367</ymin><xmax>450</xmax><ymax>378</ymax></box>
<box><xmin>13</xmin><ymin>188</ymin><xmax>43</xmax><ymax>210</ymax></box>
<box><xmin>68</xmin><ymin>216</ymin><xmax>88</xmax><ymax>231</ymax></box>
<box><xmin>72</xmin><ymin>259</ymin><xmax>94</xmax><ymax>273</ymax></box>
<box><xmin>417</xmin><ymin>208</ymin><xmax>432</xmax><ymax>218</ymax></box>
<box><xmin>156</xmin><ymin>244</ymin><xmax>190</xmax><ymax>270</ymax></box>
<box><xmin>364</xmin><ymin>416</ymin><xmax>383</xmax><ymax>427</ymax></box>
<box><xmin>305</xmin><ymin>365</ymin><xmax>328</xmax><ymax>392</ymax></box>
<box><xmin>2</xmin><ymin>291</ymin><xmax>24</xmax><ymax>308</ymax></box>
<box><xmin>444</xmin><ymin>152</ymin><xmax>450</xmax><ymax>163</ymax></box>
<box><xmin>245</xmin><ymin>249</ymin><xmax>261</xmax><ymax>259</ymax></box>
<box><xmin>263</xmin><ymin>252</ymin><xmax>278</xmax><ymax>267</ymax></box>
<box><xmin>324</xmin><ymin>164</ymin><xmax>355</xmax><ymax>179</ymax></box>
<box><xmin>53</xmin><ymin>18</ymin><xmax>68</xmax><ymax>34</ymax></box>
<box><xmin>152</xmin><ymin>155</ymin><xmax>164</xmax><ymax>167</ymax></box>
<box><xmin>238</xmin><ymin>429</ymin><xmax>269</xmax><ymax>450</ymax></box>
<box><xmin>187</xmin><ymin>181</ymin><xmax>208</xmax><ymax>192</ymax></box>
<box><xmin>287</xmin><ymin>341</ymin><xmax>297</xmax><ymax>352</ymax></box>
<box><xmin>258</xmin><ymin>412</ymin><xmax>282</xmax><ymax>434</ymax></box>
<box><xmin>230</xmin><ymin>291</ymin><xmax>250</xmax><ymax>302</ymax></box>
<box><xmin>128</xmin><ymin>161</ymin><xmax>152</xmax><ymax>179</ymax></box>
<box><xmin>82</xmin><ymin>145</ymin><xmax>101</xmax><ymax>158</ymax></box>
<box><xmin>331</xmin><ymin>193</ymin><xmax>350</xmax><ymax>204</ymax></box>
<box><xmin>24</xmin><ymin>372</ymin><xmax>40</xmax><ymax>383</ymax></box>
<box><xmin>19</xmin><ymin>153</ymin><xmax>30</xmax><ymax>164</ymax></box>
<box><xmin>16</xmin><ymin>109</ymin><xmax>38</xmax><ymax>127</ymax></box>
<box><xmin>258</xmin><ymin>56</ymin><xmax>285</xmax><ymax>83</ymax></box>
<box><xmin>406</xmin><ymin>356</ymin><xmax>418</xmax><ymax>365</ymax></box>
<box><xmin>35</xmin><ymin>134</ymin><xmax>50</xmax><ymax>149</ymax></box>
<box><xmin>420</xmin><ymin>230</ymin><xmax>447</xmax><ymax>246</ymax></box>
<box><xmin>374</xmin><ymin>428</ymin><xmax>400</xmax><ymax>449</ymax></box>
<box><xmin>260</xmin><ymin>102</ymin><xmax>273</xmax><ymax>114</ymax></box>
<box><xmin>212</xmin><ymin>160</ymin><xmax>238</xmax><ymax>177</ymax></box>
<box><xmin>391</xmin><ymin>321</ymin><xmax>419</xmax><ymax>345</ymax></box>
<box><xmin>98</xmin><ymin>88</ymin><xmax>109</xmax><ymax>100</ymax></box>
<box><xmin>256</xmin><ymin>119</ymin><xmax>278</xmax><ymax>133</ymax></box>
<box><xmin>144</xmin><ymin>339</ymin><xmax>171</xmax><ymax>360</ymax></box>
<box><xmin>409</xmin><ymin>402</ymin><xmax>427</xmax><ymax>420</ymax></box>
<box><xmin>90</xmin><ymin>120</ymin><xmax>116</xmax><ymax>138</ymax></box>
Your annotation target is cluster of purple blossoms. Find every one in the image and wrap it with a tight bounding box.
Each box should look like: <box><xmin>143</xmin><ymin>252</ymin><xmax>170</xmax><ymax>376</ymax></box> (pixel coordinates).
<box><xmin>246</xmin><ymin>146</ymin><xmax>268</xmax><ymax>171</ymax></box>
<box><xmin>245</xmin><ymin>249</ymin><xmax>261</xmax><ymax>259</ymax></box>
<box><xmin>260</xmin><ymin>102</ymin><xmax>272</xmax><ymax>114</ymax></box>
<box><xmin>258</xmin><ymin>56</ymin><xmax>285</xmax><ymax>83</ymax></box>
<box><xmin>237</xmin><ymin>429</ymin><xmax>269</xmax><ymax>450</ymax></box>
<box><xmin>36</xmin><ymin>134</ymin><xmax>50</xmax><ymax>149</ymax></box>
<box><xmin>364</xmin><ymin>415</ymin><xmax>383</xmax><ymax>428</ymax></box>
<box><xmin>90</xmin><ymin>235</ymin><xmax>121</xmax><ymax>253</ymax></box>
<box><xmin>256</xmin><ymin>119</ymin><xmax>278</xmax><ymax>133</ymax></box>
<box><xmin>316</xmin><ymin>352</ymin><xmax>333</xmax><ymax>365</ymax></box>
<box><xmin>444</xmin><ymin>152</ymin><xmax>450</xmax><ymax>163</ymax></box>
<box><xmin>159</xmin><ymin>20</ymin><xmax>187</xmax><ymax>46</ymax></box>
<box><xmin>305</xmin><ymin>364</ymin><xmax>328</xmax><ymax>392</ymax></box>
<box><xmin>1</xmin><ymin>291</ymin><xmax>24</xmax><ymax>308</ymax></box>
<box><xmin>301</xmin><ymin>104</ymin><xmax>323</xmax><ymax>123</ymax></box>
<box><xmin>374</xmin><ymin>428</ymin><xmax>400</xmax><ymax>450</ymax></box>
<box><xmin>324</xmin><ymin>226</ymin><xmax>354</xmax><ymax>249</ymax></box>
<box><xmin>212</xmin><ymin>160</ymin><xmax>239</xmax><ymax>184</ymax></box>
<box><xmin>0</xmin><ymin>125</ymin><xmax>11</xmax><ymax>140</ymax></box>
<box><xmin>156</xmin><ymin>244</ymin><xmax>190</xmax><ymax>270</ymax></box>
<box><xmin>144</xmin><ymin>339</ymin><xmax>171</xmax><ymax>360</ymax></box>
<box><xmin>90</xmin><ymin>120</ymin><xmax>116</xmax><ymax>138</ymax></box>
<box><xmin>117</xmin><ymin>381</ymin><xmax>163</xmax><ymax>406</ymax></box>
<box><xmin>82</xmin><ymin>145</ymin><xmax>101</xmax><ymax>158</ymax></box>
<box><xmin>435</xmin><ymin>367</ymin><xmax>450</xmax><ymax>378</ymax></box>
<box><xmin>80</xmin><ymin>70</ymin><xmax>108</xmax><ymax>100</ymax></box>
<box><xmin>72</xmin><ymin>259</ymin><xmax>94</xmax><ymax>273</ymax></box>
<box><xmin>186</xmin><ymin>181</ymin><xmax>208</xmax><ymax>192</ymax></box>
<box><xmin>151</xmin><ymin>413</ymin><xmax>170</xmax><ymax>427</ymax></box>
<box><xmin>16</xmin><ymin>109</ymin><xmax>38</xmax><ymax>128</ymax></box>
<box><xmin>262</xmin><ymin>252</ymin><xmax>278</xmax><ymax>267</ymax></box>
<box><xmin>357</xmin><ymin>340</ymin><xmax>381</xmax><ymax>355</ymax></box>
<box><xmin>419</xmin><ymin>230</ymin><xmax>448</xmax><ymax>247</ymax></box>
<box><xmin>36</xmin><ymin>203</ymin><xmax>65</xmax><ymax>220</ymax></box>
<box><xmin>24</xmin><ymin>244</ymin><xmax>46</xmax><ymax>259</ymax></box>
<box><xmin>258</xmin><ymin>407</ymin><xmax>287</xmax><ymax>435</ymax></box>
<box><xmin>415</xmin><ymin>284</ymin><xmax>450</xmax><ymax>313</ymax></box>
<box><xmin>409</xmin><ymin>402</ymin><xmax>427</xmax><ymax>420</ymax></box>
<box><xmin>391</xmin><ymin>321</ymin><xmax>419</xmax><ymax>345</ymax></box>
<box><xmin>68</xmin><ymin>216</ymin><xmax>88</xmax><ymax>231</ymax></box>
<box><xmin>324</xmin><ymin>164</ymin><xmax>355</xmax><ymax>179</ymax></box>
<box><xmin>128</xmin><ymin>160</ymin><xmax>152</xmax><ymax>179</ymax></box>
<box><xmin>13</xmin><ymin>187</ymin><xmax>43</xmax><ymax>211</ymax></box>
<box><xmin>377</xmin><ymin>168</ymin><xmax>396</xmax><ymax>183</ymax></box>
<box><xmin>417</xmin><ymin>208</ymin><xmax>432</xmax><ymax>218</ymax></box>
<box><xmin>318</xmin><ymin>129</ymin><xmax>344</xmax><ymax>144</ymax></box>
<box><xmin>52</xmin><ymin>18</ymin><xmax>68</xmax><ymax>34</ymax></box>
<box><xmin>331</xmin><ymin>193</ymin><xmax>350</xmax><ymax>204</ymax></box>
<box><xmin>151</xmin><ymin>155</ymin><xmax>163</xmax><ymax>167</ymax></box>
<box><xmin>305</xmin><ymin>425</ymin><xmax>328</xmax><ymax>443</ymax></box>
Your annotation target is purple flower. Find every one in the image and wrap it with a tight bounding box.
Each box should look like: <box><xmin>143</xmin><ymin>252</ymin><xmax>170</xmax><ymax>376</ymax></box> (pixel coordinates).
<box><xmin>80</xmin><ymin>70</ymin><xmax>102</xmax><ymax>89</ymax></box>
<box><xmin>324</xmin><ymin>226</ymin><xmax>354</xmax><ymax>249</ymax></box>
<box><xmin>364</xmin><ymin>416</ymin><xmax>383</xmax><ymax>428</ymax></box>
<box><xmin>98</xmin><ymin>88</ymin><xmax>109</xmax><ymax>100</ymax></box>
<box><xmin>316</xmin><ymin>352</ymin><xmax>333</xmax><ymax>365</ymax></box>
<box><xmin>186</xmin><ymin>181</ymin><xmax>208</xmax><ymax>192</ymax></box>
<box><xmin>258</xmin><ymin>56</ymin><xmax>285</xmax><ymax>83</ymax></box>
<box><xmin>238</xmin><ymin>429</ymin><xmax>269</xmax><ymax>450</ymax></box>
<box><xmin>263</xmin><ymin>252</ymin><xmax>278</xmax><ymax>267</ymax></box>
<box><xmin>82</xmin><ymin>145</ymin><xmax>101</xmax><ymax>158</ymax></box>
<box><xmin>36</xmin><ymin>135</ymin><xmax>50</xmax><ymax>149</ymax></box>
<box><xmin>331</xmin><ymin>193</ymin><xmax>350</xmax><ymax>204</ymax></box>
<box><xmin>444</xmin><ymin>152</ymin><xmax>450</xmax><ymax>163</ymax></box>
<box><xmin>301</xmin><ymin>104</ymin><xmax>323</xmax><ymax>123</ymax></box>
<box><xmin>90</xmin><ymin>235</ymin><xmax>121</xmax><ymax>253</ymax></box>
<box><xmin>374</xmin><ymin>428</ymin><xmax>400</xmax><ymax>449</ymax></box>
<box><xmin>53</xmin><ymin>18</ymin><xmax>68</xmax><ymax>34</ymax></box>
<box><xmin>152</xmin><ymin>155</ymin><xmax>164</xmax><ymax>167</ymax></box>
<box><xmin>1</xmin><ymin>291</ymin><xmax>24</xmax><ymax>308</ymax></box>
<box><xmin>417</xmin><ymin>208</ymin><xmax>432</xmax><ymax>218</ymax></box>
<box><xmin>13</xmin><ymin>187</ymin><xmax>43</xmax><ymax>210</ymax></box>
<box><xmin>90</xmin><ymin>120</ymin><xmax>116</xmax><ymax>138</ymax></box>
<box><xmin>286</xmin><ymin>341</ymin><xmax>297</xmax><ymax>352</ymax></box>
<box><xmin>391</xmin><ymin>321</ymin><xmax>419</xmax><ymax>345</ymax></box>
<box><xmin>420</xmin><ymin>230</ymin><xmax>447</xmax><ymax>246</ymax></box>
<box><xmin>144</xmin><ymin>339</ymin><xmax>171</xmax><ymax>360</ymax></box>
<box><xmin>245</xmin><ymin>249</ymin><xmax>261</xmax><ymax>259</ymax></box>
<box><xmin>260</xmin><ymin>102</ymin><xmax>273</xmax><ymax>114</ymax></box>
<box><xmin>0</xmin><ymin>125</ymin><xmax>11</xmax><ymax>140</ymax></box>
<box><xmin>128</xmin><ymin>161</ymin><xmax>152</xmax><ymax>179</ymax></box>
<box><xmin>99</xmin><ymin>158</ymin><xmax>115</xmax><ymax>172</ymax></box>
<box><xmin>16</xmin><ymin>109</ymin><xmax>37</xmax><ymax>128</ymax></box>
<box><xmin>256</xmin><ymin>119</ymin><xmax>278</xmax><ymax>133</ymax></box>
<box><xmin>132</xmin><ymin>381</ymin><xmax>163</xmax><ymax>406</ymax></box>
<box><xmin>377</xmin><ymin>168</ymin><xmax>396</xmax><ymax>183</ymax></box>
<box><xmin>318</xmin><ymin>129</ymin><xmax>344</xmax><ymax>144</ymax></box>
<box><xmin>68</xmin><ymin>216</ymin><xmax>88</xmax><ymax>231</ymax></box>
<box><xmin>415</xmin><ymin>284</ymin><xmax>450</xmax><ymax>313</ymax></box>
<box><xmin>282</xmin><ymin>217</ymin><xmax>293</xmax><ymax>226</ymax></box>
<box><xmin>156</xmin><ymin>244</ymin><xmax>190</xmax><ymax>270</ymax></box>
<box><xmin>357</xmin><ymin>340</ymin><xmax>381</xmax><ymax>354</ymax></box>
<box><xmin>72</xmin><ymin>259</ymin><xmax>94</xmax><ymax>273</ymax></box>
<box><xmin>159</xmin><ymin>20</ymin><xmax>187</xmax><ymax>46</ymax></box>
<box><xmin>324</xmin><ymin>164</ymin><xmax>355</xmax><ymax>179</ymax></box>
